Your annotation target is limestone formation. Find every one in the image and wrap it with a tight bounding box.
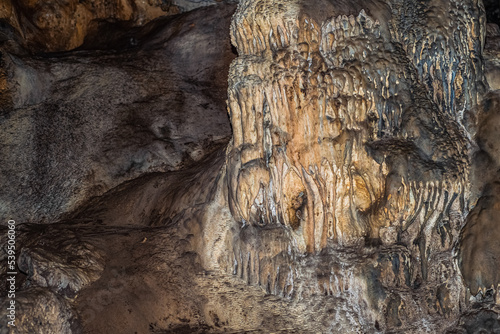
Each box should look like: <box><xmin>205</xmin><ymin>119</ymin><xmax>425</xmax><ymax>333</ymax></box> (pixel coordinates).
<box><xmin>0</xmin><ymin>5</ymin><xmax>235</xmax><ymax>225</ymax></box>
<box><xmin>225</xmin><ymin>0</ymin><xmax>482</xmax><ymax>254</ymax></box>
<box><xmin>459</xmin><ymin>90</ymin><xmax>500</xmax><ymax>302</ymax></box>
<box><xmin>213</xmin><ymin>0</ymin><xmax>494</xmax><ymax>331</ymax></box>
<box><xmin>0</xmin><ymin>0</ymin><xmax>499</xmax><ymax>333</ymax></box>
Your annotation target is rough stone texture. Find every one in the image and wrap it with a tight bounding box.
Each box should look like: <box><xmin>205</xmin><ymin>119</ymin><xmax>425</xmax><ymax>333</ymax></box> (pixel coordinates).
<box><xmin>0</xmin><ymin>5</ymin><xmax>235</xmax><ymax>224</ymax></box>
<box><xmin>0</xmin><ymin>287</ymin><xmax>80</xmax><ymax>334</ymax></box>
<box><xmin>0</xmin><ymin>0</ymin><xmax>237</xmax><ymax>52</ymax></box>
<box><xmin>459</xmin><ymin>90</ymin><xmax>500</xmax><ymax>300</ymax></box>
<box><xmin>0</xmin><ymin>0</ymin><xmax>178</xmax><ymax>52</ymax></box>
<box><xmin>485</xmin><ymin>24</ymin><xmax>500</xmax><ymax>90</ymax></box>
<box><xmin>459</xmin><ymin>182</ymin><xmax>500</xmax><ymax>296</ymax></box>
<box><xmin>213</xmin><ymin>0</ymin><xmax>488</xmax><ymax>331</ymax></box>
<box><xmin>0</xmin><ymin>0</ymin><xmax>500</xmax><ymax>333</ymax></box>
<box><xmin>17</xmin><ymin>233</ymin><xmax>104</xmax><ymax>298</ymax></box>
<box><xmin>225</xmin><ymin>0</ymin><xmax>483</xmax><ymax>252</ymax></box>
<box><xmin>458</xmin><ymin>19</ymin><xmax>500</xmax><ymax>302</ymax></box>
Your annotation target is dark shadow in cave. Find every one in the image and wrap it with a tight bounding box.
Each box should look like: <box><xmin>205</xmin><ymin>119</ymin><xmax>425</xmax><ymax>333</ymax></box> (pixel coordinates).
<box><xmin>484</xmin><ymin>0</ymin><xmax>500</xmax><ymax>26</ymax></box>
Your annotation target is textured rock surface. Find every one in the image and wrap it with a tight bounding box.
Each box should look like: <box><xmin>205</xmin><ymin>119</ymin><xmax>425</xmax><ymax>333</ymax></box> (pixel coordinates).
<box><xmin>459</xmin><ymin>90</ymin><xmax>500</xmax><ymax>300</ymax></box>
<box><xmin>0</xmin><ymin>287</ymin><xmax>80</xmax><ymax>334</ymax></box>
<box><xmin>214</xmin><ymin>0</ymin><xmax>488</xmax><ymax>331</ymax></box>
<box><xmin>1</xmin><ymin>0</ymin><xmax>500</xmax><ymax>333</ymax></box>
<box><xmin>17</xmin><ymin>232</ymin><xmax>104</xmax><ymax>298</ymax></box>
<box><xmin>458</xmin><ymin>19</ymin><xmax>500</xmax><ymax>302</ymax></box>
<box><xmin>485</xmin><ymin>24</ymin><xmax>500</xmax><ymax>90</ymax></box>
<box><xmin>0</xmin><ymin>0</ymin><xmax>236</xmax><ymax>52</ymax></box>
<box><xmin>0</xmin><ymin>5</ymin><xmax>235</xmax><ymax>224</ymax></box>
<box><xmin>225</xmin><ymin>0</ymin><xmax>483</xmax><ymax>252</ymax></box>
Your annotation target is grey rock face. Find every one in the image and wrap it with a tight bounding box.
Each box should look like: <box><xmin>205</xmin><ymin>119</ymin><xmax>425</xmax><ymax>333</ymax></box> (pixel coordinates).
<box><xmin>17</xmin><ymin>240</ymin><xmax>104</xmax><ymax>298</ymax></box>
<box><xmin>0</xmin><ymin>5</ymin><xmax>236</xmax><ymax>333</ymax></box>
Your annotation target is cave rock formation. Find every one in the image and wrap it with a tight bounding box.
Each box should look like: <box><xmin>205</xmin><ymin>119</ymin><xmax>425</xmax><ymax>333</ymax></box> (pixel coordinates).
<box><xmin>1</xmin><ymin>0</ymin><xmax>500</xmax><ymax>333</ymax></box>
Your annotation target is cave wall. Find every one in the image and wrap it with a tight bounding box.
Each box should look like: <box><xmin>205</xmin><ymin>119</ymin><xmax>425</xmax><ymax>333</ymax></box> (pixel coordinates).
<box><xmin>0</xmin><ymin>0</ymin><xmax>499</xmax><ymax>333</ymax></box>
<box><xmin>206</xmin><ymin>0</ymin><xmax>497</xmax><ymax>331</ymax></box>
<box><xmin>0</xmin><ymin>5</ymin><xmax>235</xmax><ymax>224</ymax></box>
<box><xmin>225</xmin><ymin>0</ymin><xmax>483</xmax><ymax>251</ymax></box>
<box><xmin>0</xmin><ymin>0</ymin><xmax>238</xmax><ymax>52</ymax></box>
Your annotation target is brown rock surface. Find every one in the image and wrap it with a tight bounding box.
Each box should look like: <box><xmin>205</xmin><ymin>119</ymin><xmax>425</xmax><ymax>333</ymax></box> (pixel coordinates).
<box><xmin>0</xmin><ymin>0</ymin><xmax>500</xmax><ymax>333</ymax></box>
<box><xmin>225</xmin><ymin>0</ymin><xmax>481</xmax><ymax>254</ymax></box>
<box><xmin>0</xmin><ymin>0</ymin><xmax>236</xmax><ymax>52</ymax></box>
<box><xmin>0</xmin><ymin>4</ymin><xmax>235</xmax><ymax>225</ymax></box>
<box><xmin>485</xmin><ymin>24</ymin><xmax>500</xmax><ymax>91</ymax></box>
<box><xmin>459</xmin><ymin>91</ymin><xmax>500</xmax><ymax>299</ymax></box>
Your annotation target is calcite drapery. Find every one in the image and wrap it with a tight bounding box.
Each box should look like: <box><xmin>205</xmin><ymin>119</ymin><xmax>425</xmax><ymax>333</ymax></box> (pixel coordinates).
<box><xmin>216</xmin><ymin>0</ymin><xmax>495</xmax><ymax>330</ymax></box>
<box><xmin>225</xmin><ymin>0</ymin><xmax>483</xmax><ymax>254</ymax></box>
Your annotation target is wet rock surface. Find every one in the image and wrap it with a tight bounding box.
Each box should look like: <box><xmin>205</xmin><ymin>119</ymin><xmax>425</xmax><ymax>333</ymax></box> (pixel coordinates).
<box><xmin>0</xmin><ymin>0</ymin><xmax>500</xmax><ymax>333</ymax></box>
<box><xmin>216</xmin><ymin>1</ymin><xmax>490</xmax><ymax>331</ymax></box>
